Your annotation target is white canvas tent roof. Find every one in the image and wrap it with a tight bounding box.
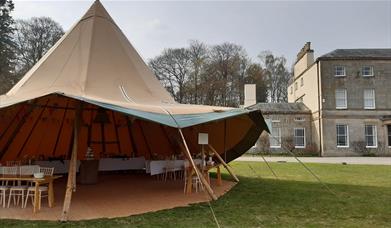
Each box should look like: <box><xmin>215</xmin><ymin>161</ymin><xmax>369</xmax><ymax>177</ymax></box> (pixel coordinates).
<box><xmin>0</xmin><ymin>0</ymin><xmax>266</xmax><ymax>129</ymax></box>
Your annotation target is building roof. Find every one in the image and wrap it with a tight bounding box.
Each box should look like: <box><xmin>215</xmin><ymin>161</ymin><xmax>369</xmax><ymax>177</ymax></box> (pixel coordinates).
<box><xmin>318</xmin><ymin>49</ymin><xmax>391</xmax><ymax>60</ymax></box>
<box><xmin>248</xmin><ymin>102</ymin><xmax>311</xmax><ymax>114</ymax></box>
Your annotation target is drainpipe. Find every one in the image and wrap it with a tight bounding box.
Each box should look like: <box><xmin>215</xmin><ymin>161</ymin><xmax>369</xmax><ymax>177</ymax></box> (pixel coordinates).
<box><xmin>316</xmin><ymin>60</ymin><xmax>323</xmax><ymax>156</ymax></box>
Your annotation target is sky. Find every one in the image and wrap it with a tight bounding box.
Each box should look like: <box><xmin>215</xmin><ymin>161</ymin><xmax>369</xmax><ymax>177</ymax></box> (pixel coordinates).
<box><xmin>11</xmin><ymin>0</ymin><xmax>391</xmax><ymax>66</ymax></box>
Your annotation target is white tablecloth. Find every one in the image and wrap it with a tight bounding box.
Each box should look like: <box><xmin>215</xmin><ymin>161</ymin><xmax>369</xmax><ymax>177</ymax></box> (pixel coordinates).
<box><xmin>35</xmin><ymin>157</ymin><xmax>146</xmax><ymax>173</ymax></box>
<box><xmin>147</xmin><ymin>159</ymin><xmax>202</xmax><ymax>176</ymax></box>
<box><xmin>34</xmin><ymin>160</ymin><xmax>80</xmax><ymax>174</ymax></box>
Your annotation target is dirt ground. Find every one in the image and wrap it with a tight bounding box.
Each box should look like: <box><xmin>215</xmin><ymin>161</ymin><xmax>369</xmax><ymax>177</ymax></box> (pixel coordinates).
<box><xmin>0</xmin><ymin>173</ymin><xmax>235</xmax><ymax>221</ymax></box>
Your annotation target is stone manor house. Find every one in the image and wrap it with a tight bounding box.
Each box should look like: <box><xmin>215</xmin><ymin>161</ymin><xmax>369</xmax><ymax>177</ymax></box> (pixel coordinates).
<box><xmin>251</xmin><ymin>43</ymin><xmax>391</xmax><ymax>156</ymax></box>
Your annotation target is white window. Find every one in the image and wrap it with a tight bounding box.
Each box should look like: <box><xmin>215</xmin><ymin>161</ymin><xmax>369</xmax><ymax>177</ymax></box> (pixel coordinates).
<box><xmin>365</xmin><ymin>125</ymin><xmax>377</xmax><ymax>148</ymax></box>
<box><xmin>271</xmin><ymin>119</ymin><xmax>280</xmax><ymax>123</ymax></box>
<box><xmin>295</xmin><ymin>82</ymin><xmax>298</xmax><ymax>91</ymax></box>
<box><xmin>294</xmin><ymin>128</ymin><xmax>305</xmax><ymax>148</ymax></box>
<box><xmin>334</xmin><ymin>66</ymin><xmax>346</xmax><ymax>77</ymax></box>
<box><xmin>269</xmin><ymin>127</ymin><xmax>281</xmax><ymax>148</ymax></box>
<box><xmin>364</xmin><ymin>89</ymin><xmax>375</xmax><ymax>109</ymax></box>
<box><xmin>294</xmin><ymin>117</ymin><xmax>305</xmax><ymax>122</ymax></box>
<box><xmin>387</xmin><ymin>125</ymin><xmax>391</xmax><ymax>147</ymax></box>
<box><xmin>336</xmin><ymin>124</ymin><xmax>349</xmax><ymax>147</ymax></box>
<box><xmin>300</xmin><ymin>78</ymin><xmax>304</xmax><ymax>87</ymax></box>
<box><xmin>335</xmin><ymin>89</ymin><xmax>347</xmax><ymax>109</ymax></box>
<box><xmin>362</xmin><ymin>66</ymin><xmax>374</xmax><ymax>77</ymax></box>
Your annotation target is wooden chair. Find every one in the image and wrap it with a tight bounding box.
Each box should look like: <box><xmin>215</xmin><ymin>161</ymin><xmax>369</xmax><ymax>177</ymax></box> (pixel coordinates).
<box><xmin>0</xmin><ymin>167</ymin><xmax>10</xmax><ymax>208</ymax></box>
<box><xmin>24</xmin><ymin>167</ymin><xmax>54</xmax><ymax>209</ymax></box>
<box><xmin>20</xmin><ymin>165</ymin><xmax>40</xmax><ymax>187</ymax></box>
<box><xmin>20</xmin><ymin>165</ymin><xmax>40</xmax><ymax>176</ymax></box>
<box><xmin>2</xmin><ymin>166</ymin><xmax>18</xmax><ymax>186</ymax></box>
<box><xmin>0</xmin><ymin>185</ymin><xmax>8</xmax><ymax>208</ymax></box>
<box><xmin>183</xmin><ymin>161</ymin><xmax>203</xmax><ymax>193</ymax></box>
<box><xmin>39</xmin><ymin>167</ymin><xmax>54</xmax><ymax>176</ymax></box>
<box><xmin>6</xmin><ymin>161</ymin><xmax>21</xmax><ymax>167</ymax></box>
<box><xmin>6</xmin><ymin>166</ymin><xmax>27</xmax><ymax>208</ymax></box>
<box><xmin>164</xmin><ymin>160</ymin><xmax>182</xmax><ymax>181</ymax></box>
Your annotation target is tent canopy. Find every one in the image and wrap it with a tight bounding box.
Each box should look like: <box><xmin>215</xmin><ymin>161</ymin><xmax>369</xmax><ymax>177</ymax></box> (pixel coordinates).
<box><xmin>0</xmin><ymin>0</ymin><xmax>268</xmax><ymax>163</ymax></box>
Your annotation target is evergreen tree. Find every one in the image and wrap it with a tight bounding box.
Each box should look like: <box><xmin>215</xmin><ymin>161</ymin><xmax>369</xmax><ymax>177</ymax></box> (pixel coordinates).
<box><xmin>0</xmin><ymin>0</ymin><xmax>15</xmax><ymax>94</ymax></box>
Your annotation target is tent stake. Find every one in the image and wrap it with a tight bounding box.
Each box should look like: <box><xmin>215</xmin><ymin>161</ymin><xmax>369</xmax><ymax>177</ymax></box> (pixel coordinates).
<box><xmin>178</xmin><ymin>129</ymin><xmax>217</xmax><ymax>201</ymax></box>
<box><xmin>208</xmin><ymin>145</ymin><xmax>239</xmax><ymax>182</ymax></box>
<box><xmin>60</xmin><ymin>102</ymin><xmax>82</xmax><ymax>221</ymax></box>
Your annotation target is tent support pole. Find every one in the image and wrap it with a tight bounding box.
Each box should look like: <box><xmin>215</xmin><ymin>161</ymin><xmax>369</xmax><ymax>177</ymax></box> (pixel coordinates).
<box><xmin>208</xmin><ymin>145</ymin><xmax>239</xmax><ymax>182</ymax></box>
<box><xmin>178</xmin><ymin>129</ymin><xmax>217</xmax><ymax>201</ymax></box>
<box><xmin>60</xmin><ymin>102</ymin><xmax>82</xmax><ymax>221</ymax></box>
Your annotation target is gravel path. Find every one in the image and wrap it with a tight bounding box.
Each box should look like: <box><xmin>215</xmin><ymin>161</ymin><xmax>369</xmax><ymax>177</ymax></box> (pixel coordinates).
<box><xmin>235</xmin><ymin>156</ymin><xmax>391</xmax><ymax>165</ymax></box>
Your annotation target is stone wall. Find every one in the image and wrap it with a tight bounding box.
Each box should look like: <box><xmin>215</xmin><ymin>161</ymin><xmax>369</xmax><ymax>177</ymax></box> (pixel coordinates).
<box><xmin>256</xmin><ymin>112</ymin><xmax>315</xmax><ymax>155</ymax></box>
<box><xmin>319</xmin><ymin>59</ymin><xmax>391</xmax><ymax>156</ymax></box>
<box><xmin>320</xmin><ymin>60</ymin><xmax>391</xmax><ymax>110</ymax></box>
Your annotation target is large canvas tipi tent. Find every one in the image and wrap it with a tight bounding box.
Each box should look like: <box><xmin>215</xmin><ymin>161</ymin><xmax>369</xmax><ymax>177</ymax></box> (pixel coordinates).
<box><xmin>0</xmin><ymin>0</ymin><xmax>268</xmax><ymax>219</ymax></box>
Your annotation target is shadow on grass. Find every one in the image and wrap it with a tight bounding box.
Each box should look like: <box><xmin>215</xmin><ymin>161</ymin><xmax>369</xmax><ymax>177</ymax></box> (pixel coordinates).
<box><xmin>1</xmin><ymin>173</ymin><xmax>390</xmax><ymax>228</ymax></box>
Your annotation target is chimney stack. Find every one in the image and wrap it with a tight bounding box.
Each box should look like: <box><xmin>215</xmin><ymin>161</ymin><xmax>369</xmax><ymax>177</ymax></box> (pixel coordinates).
<box><xmin>294</xmin><ymin>42</ymin><xmax>315</xmax><ymax>78</ymax></box>
<box><xmin>244</xmin><ymin>84</ymin><xmax>256</xmax><ymax>107</ymax></box>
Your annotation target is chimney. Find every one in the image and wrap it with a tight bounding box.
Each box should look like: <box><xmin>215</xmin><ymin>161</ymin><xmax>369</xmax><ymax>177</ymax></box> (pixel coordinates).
<box><xmin>244</xmin><ymin>84</ymin><xmax>256</xmax><ymax>107</ymax></box>
<box><xmin>294</xmin><ymin>42</ymin><xmax>314</xmax><ymax>78</ymax></box>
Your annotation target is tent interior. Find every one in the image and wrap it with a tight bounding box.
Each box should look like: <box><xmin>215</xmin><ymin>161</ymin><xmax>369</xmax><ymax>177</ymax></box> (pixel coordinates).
<box><xmin>0</xmin><ymin>93</ymin><xmax>264</xmax><ymax>220</ymax></box>
<box><xmin>0</xmin><ymin>94</ymin><xmax>262</xmax><ymax>163</ymax></box>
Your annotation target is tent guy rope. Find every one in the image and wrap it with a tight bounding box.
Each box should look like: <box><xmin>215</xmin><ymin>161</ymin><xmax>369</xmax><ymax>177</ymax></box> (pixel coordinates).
<box><xmin>265</xmin><ymin>133</ymin><xmax>339</xmax><ymax>197</ymax></box>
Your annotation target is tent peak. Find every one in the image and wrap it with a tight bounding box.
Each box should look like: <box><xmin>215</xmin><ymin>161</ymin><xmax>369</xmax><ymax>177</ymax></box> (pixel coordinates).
<box><xmin>81</xmin><ymin>0</ymin><xmax>113</xmax><ymax>22</ymax></box>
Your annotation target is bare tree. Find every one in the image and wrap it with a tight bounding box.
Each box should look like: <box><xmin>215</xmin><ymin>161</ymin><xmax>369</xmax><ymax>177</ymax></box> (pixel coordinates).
<box><xmin>206</xmin><ymin>43</ymin><xmax>247</xmax><ymax>106</ymax></box>
<box><xmin>149</xmin><ymin>41</ymin><xmax>278</xmax><ymax>107</ymax></box>
<box><xmin>245</xmin><ymin>63</ymin><xmax>268</xmax><ymax>103</ymax></box>
<box><xmin>188</xmin><ymin>40</ymin><xmax>208</xmax><ymax>104</ymax></box>
<box><xmin>13</xmin><ymin>17</ymin><xmax>64</xmax><ymax>76</ymax></box>
<box><xmin>259</xmin><ymin>51</ymin><xmax>291</xmax><ymax>103</ymax></box>
<box><xmin>148</xmin><ymin>48</ymin><xmax>192</xmax><ymax>103</ymax></box>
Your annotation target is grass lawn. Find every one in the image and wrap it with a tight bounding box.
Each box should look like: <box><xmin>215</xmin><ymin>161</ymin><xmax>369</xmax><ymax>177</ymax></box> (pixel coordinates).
<box><xmin>1</xmin><ymin>161</ymin><xmax>390</xmax><ymax>227</ymax></box>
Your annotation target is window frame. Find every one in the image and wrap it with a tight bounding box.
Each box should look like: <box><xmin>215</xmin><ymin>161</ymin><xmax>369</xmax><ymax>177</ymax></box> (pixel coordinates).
<box><xmin>364</xmin><ymin>125</ymin><xmax>377</xmax><ymax>148</ymax></box>
<box><xmin>362</xmin><ymin>66</ymin><xmax>374</xmax><ymax>77</ymax></box>
<box><xmin>363</xmin><ymin>89</ymin><xmax>376</xmax><ymax>109</ymax></box>
<box><xmin>294</xmin><ymin>82</ymin><xmax>298</xmax><ymax>91</ymax></box>
<box><xmin>336</xmin><ymin>124</ymin><xmax>349</xmax><ymax>148</ymax></box>
<box><xmin>294</xmin><ymin>128</ymin><xmax>306</xmax><ymax>148</ymax></box>
<box><xmin>300</xmin><ymin>77</ymin><xmax>304</xmax><ymax>87</ymax></box>
<box><xmin>294</xmin><ymin>117</ymin><xmax>305</xmax><ymax>122</ymax></box>
<box><xmin>387</xmin><ymin>125</ymin><xmax>391</xmax><ymax>148</ymax></box>
<box><xmin>335</xmin><ymin>89</ymin><xmax>347</xmax><ymax>109</ymax></box>
<box><xmin>334</xmin><ymin>65</ymin><xmax>346</xmax><ymax>77</ymax></box>
<box><xmin>269</xmin><ymin>127</ymin><xmax>281</xmax><ymax>148</ymax></box>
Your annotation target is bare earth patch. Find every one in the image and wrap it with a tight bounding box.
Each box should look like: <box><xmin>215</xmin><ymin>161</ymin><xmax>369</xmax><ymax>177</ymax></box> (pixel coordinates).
<box><xmin>0</xmin><ymin>173</ymin><xmax>235</xmax><ymax>221</ymax></box>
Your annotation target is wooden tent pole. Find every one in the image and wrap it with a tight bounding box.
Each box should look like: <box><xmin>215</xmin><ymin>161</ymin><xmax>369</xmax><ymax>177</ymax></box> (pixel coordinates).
<box><xmin>178</xmin><ymin>129</ymin><xmax>217</xmax><ymax>201</ymax></box>
<box><xmin>60</xmin><ymin>102</ymin><xmax>82</xmax><ymax>221</ymax></box>
<box><xmin>208</xmin><ymin>145</ymin><xmax>239</xmax><ymax>182</ymax></box>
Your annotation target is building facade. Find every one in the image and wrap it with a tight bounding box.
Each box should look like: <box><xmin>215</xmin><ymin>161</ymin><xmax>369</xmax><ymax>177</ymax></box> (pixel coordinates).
<box><xmin>249</xmin><ymin>103</ymin><xmax>316</xmax><ymax>155</ymax></box>
<box><xmin>288</xmin><ymin>43</ymin><xmax>391</xmax><ymax>156</ymax></box>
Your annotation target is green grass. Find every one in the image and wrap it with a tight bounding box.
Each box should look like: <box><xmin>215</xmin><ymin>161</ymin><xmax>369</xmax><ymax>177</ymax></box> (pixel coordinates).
<box><xmin>1</xmin><ymin>162</ymin><xmax>390</xmax><ymax>227</ymax></box>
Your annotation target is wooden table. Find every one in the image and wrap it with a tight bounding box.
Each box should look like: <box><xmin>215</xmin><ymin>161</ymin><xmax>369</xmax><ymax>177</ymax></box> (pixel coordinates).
<box><xmin>0</xmin><ymin>175</ymin><xmax>62</xmax><ymax>213</ymax></box>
